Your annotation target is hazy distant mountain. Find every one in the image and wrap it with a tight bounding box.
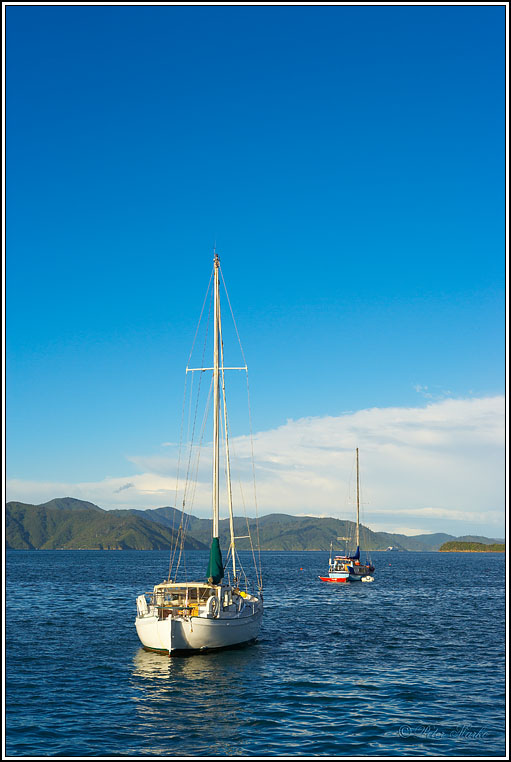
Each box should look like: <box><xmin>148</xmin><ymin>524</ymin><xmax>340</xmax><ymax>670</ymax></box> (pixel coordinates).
<box><xmin>5</xmin><ymin>497</ymin><xmax>504</xmax><ymax>551</ymax></box>
<box><xmin>456</xmin><ymin>535</ymin><xmax>505</xmax><ymax>544</ymax></box>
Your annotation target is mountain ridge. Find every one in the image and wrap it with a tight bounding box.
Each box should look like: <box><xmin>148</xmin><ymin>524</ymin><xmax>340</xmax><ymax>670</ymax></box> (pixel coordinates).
<box><xmin>5</xmin><ymin>497</ymin><xmax>504</xmax><ymax>551</ymax></box>
<box><xmin>5</xmin><ymin>499</ymin><xmax>207</xmax><ymax>550</ymax></box>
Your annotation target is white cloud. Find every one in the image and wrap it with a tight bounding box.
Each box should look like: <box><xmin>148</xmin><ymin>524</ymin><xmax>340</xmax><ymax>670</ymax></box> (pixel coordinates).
<box><xmin>371</xmin><ymin>526</ymin><xmax>436</xmax><ymax>537</ymax></box>
<box><xmin>6</xmin><ymin>474</ymin><xmax>180</xmax><ymax>510</ymax></box>
<box><xmin>6</xmin><ymin>395</ymin><xmax>505</xmax><ymax>536</ymax></box>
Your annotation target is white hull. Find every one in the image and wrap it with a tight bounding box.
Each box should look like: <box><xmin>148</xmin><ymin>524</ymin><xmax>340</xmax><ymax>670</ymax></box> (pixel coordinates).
<box><xmin>328</xmin><ymin>572</ymin><xmax>349</xmax><ymax>581</ymax></box>
<box><xmin>136</xmin><ymin>605</ymin><xmax>262</xmax><ymax>654</ymax></box>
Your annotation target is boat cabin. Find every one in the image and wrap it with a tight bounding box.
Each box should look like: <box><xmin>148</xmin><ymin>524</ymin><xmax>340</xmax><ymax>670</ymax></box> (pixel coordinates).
<box><xmin>146</xmin><ymin>582</ymin><xmax>215</xmax><ymax>618</ymax></box>
<box><xmin>331</xmin><ymin>556</ymin><xmax>349</xmax><ymax>572</ymax></box>
<box><xmin>143</xmin><ymin>581</ymin><xmax>247</xmax><ymax>620</ymax></box>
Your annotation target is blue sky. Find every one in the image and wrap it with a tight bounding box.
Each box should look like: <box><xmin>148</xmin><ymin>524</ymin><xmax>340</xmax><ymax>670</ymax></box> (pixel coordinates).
<box><xmin>6</xmin><ymin>5</ymin><xmax>506</xmax><ymax>536</ymax></box>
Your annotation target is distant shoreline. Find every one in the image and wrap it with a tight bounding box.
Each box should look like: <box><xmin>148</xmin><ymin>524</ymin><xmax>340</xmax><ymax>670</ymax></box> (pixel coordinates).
<box><xmin>6</xmin><ymin>498</ymin><xmax>504</xmax><ymax>553</ymax></box>
<box><xmin>439</xmin><ymin>549</ymin><xmax>505</xmax><ymax>553</ymax></box>
<box><xmin>6</xmin><ymin>547</ymin><xmax>505</xmax><ymax>553</ymax></box>
<box><xmin>439</xmin><ymin>541</ymin><xmax>505</xmax><ymax>553</ymax></box>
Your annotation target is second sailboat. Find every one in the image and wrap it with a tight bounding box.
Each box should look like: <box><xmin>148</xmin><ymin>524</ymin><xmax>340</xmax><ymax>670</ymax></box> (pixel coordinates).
<box><xmin>319</xmin><ymin>448</ymin><xmax>375</xmax><ymax>583</ymax></box>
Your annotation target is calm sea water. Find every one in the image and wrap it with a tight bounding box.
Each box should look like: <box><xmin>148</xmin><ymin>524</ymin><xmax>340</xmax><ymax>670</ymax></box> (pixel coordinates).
<box><xmin>5</xmin><ymin>549</ymin><xmax>506</xmax><ymax>758</ymax></box>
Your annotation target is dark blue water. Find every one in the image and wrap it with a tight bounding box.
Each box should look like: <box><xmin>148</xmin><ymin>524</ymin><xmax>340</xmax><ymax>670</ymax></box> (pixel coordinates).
<box><xmin>5</xmin><ymin>550</ymin><xmax>506</xmax><ymax>757</ymax></box>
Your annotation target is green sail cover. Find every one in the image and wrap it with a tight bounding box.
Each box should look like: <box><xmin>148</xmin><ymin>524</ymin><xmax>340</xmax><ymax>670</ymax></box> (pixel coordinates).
<box><xmin>206</xmin><ymin>537</ymin><xmax>224</xmax><ymax>584</ymax></box>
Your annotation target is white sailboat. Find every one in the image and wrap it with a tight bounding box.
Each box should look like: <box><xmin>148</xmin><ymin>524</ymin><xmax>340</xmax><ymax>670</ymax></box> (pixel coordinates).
<box><xmin>135</xmin><ymin>252</ymin><xmax>263</xmax><ymax>653</ymax></box>
<box><xmin>319</xmin><ymin>448</ymin><xmax>375</xmax><ymax>583</ymax></box>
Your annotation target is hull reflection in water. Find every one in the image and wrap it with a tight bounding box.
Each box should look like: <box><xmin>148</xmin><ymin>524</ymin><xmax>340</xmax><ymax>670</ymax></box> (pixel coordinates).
<box><xmin>130</xmin><ymin>645</ymin><xmax>262</xmax><ymax>756</ymax></box>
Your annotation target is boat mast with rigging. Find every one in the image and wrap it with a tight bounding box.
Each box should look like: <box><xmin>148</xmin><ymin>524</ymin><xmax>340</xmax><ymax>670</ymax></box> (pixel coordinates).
<box><xmin>135</xmin><ymin>250</ymin><xmax>263</xmax><ymax>653</ymax></box>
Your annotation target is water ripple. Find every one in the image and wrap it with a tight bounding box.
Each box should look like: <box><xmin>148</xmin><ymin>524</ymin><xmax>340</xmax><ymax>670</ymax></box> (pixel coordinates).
<box><xmin>6</xmin><ymin>550</ymin><xmax>506</xmax><ymax>756</ymax></box>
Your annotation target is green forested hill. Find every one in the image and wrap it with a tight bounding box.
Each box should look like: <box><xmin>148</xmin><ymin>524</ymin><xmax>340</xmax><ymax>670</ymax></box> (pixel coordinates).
<box><xmin>5</xmin><ymin>497</ymin><xmax>504</xmax><ymax>551</ymax></box>
<box><xmin>439</xmin><ymin>541</ymin><xmax>505</xmax><ymax>552</ymax></box>
<box><xmin>5</xmin><ymin>500</ymin><xmax>207</xmax><ymax>550</ymax></box>
<box><xmin>40</xmin><ymin>497</ymin><xmax>104</xmax><ymax>512</ymax></box>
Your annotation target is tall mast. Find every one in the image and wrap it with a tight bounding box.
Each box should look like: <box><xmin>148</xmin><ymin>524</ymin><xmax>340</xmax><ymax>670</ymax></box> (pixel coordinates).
<box><xmin>356</xmin><ymin>447</ymin><xmax>360</xmax><ymax>548</ymax></box>
<box><xmin>212</xmin><ymin>251</ymin><xmax>220</xmax><ymax>539</ymax></box>
<box><xmin>217</xmin><ymin>292</ymin><xmax>236</xmax><ymax>580</ymax></box>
